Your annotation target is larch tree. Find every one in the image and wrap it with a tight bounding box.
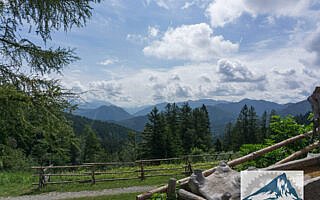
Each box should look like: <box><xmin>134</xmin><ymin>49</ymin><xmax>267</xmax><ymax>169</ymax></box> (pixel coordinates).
<box><xmin>0</xmin><ymin>0</ymin><xmax>100</xmax><ymax>167</ymax></box>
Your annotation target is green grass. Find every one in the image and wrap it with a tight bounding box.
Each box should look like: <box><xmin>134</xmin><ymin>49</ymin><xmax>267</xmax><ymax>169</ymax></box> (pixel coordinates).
<box><xmin>0</xmin><ymin>171</ymin><xmax>36</xmax><ymax>197</ymax></box>
<box><xmin>66</xmin><ymin>192</ymin><xmax>140</xmax><ymax>200</ymax></box>
<box><xmin>0</xmin><ymin>160</ymin><xmax>220</xmax><ymax>197</ymax></box>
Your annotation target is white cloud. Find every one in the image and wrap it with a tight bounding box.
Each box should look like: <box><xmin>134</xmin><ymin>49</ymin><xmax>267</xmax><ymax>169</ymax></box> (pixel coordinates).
<box><xmin>126</xmin><ymin>34</ymin><xmax>148</xmax><ymax>44</ymax></box>
<box><xmin>155</xmin><ymin>0</ymin><xmax>171</xmax><ymax>9</ymax></box>
<box><xmin>144</xmin><ymin>0</ymin><xmax>174</xmax><ymax>9</ymax></box>
<box><xmin>143</xmin><ymin>23</ymin><xmax>239</xmax><ymax>61</ymax></box>
<box><xmin>181</xmin><ymin>0</ymin><xmax>211</xmax><ymax>9</ymax></box>
<box><xmin>205</xmin><ymin>0</ymin><xmax>246</xmax><ymax>28</ymax></box>
<box><xmin>148</xmin><ymin>26</ymin><xmax>160</xmax><ymax>38</ymax></box>
<box><xmin>306</xmin><ymin>25</ymin><xmax>320</xmax><ymax>67</ymax></box>
<box><xmin>98</xmin><ymin>58</ymin><xmax>118</xmax><ymax>66</ymax></box>
<box><xmin>127</xmin><ymin>25</ymin><xmax>160</xmax><ymax>44</ymax></box>
<box><xmin>218</xmin><ymin>59</ymin><xmax>266</xmax><ymax>82</ymax></box>
<box><xmin>61</xmin><ymin>50</ymin><xmax>317</xmax><ymax>107</ymax></box>
<box><xmin>206</xmin><ymin>0</ymin><xmax>312</xmax><ymax>28</ymax></box>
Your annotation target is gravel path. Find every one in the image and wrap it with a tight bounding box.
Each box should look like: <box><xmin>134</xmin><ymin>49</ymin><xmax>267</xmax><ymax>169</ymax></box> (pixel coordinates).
<box><xmin>0</xmin><ymin>186</ymin><xmax>156</xmax><ymax>200</ymax></box>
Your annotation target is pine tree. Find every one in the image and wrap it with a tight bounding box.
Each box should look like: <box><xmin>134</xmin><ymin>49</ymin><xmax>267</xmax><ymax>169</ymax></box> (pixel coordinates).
<box><xmin>120</xmin><ymin>131</ymin><xmax>138</xmax><ymax>161</ymax></box>
<box><xmin>164</xmin><ymin>103</ymin><xmax>183</xmax><ymax>157</ymax></box>
<box><xmin>214</xmin><ymin>139</ymin><xmax>222</xmax><ymax>152</ymax></box>
<box><xmin>193</xmin><ymin>105</ymin><xmax>212</xmax><ymax>151</ymax></box>
<box><xmin>232</xmin><ymin>104</ymin><xmax>249</xmax><ymax>150</ymax></box>
<box><xmin>223</xmin><ymin>122</ymin><xmax>233</xmax><ymax>151</ymax></box>
<box><xmin>248</xmin><ymin>106</ymin><xmax>258</xmax><ymax>144</ymax></box>
<box><xmin>82</xmin><ymin>125</ymin><xmax>102</xmax><ymax>163</ymax></box>
<box><xmin>259</xmin><ymin>111</ymin><xmax>268</xmax><ymax>143</ymax></box>
<box><xmin>140</xmin><ymin>107</ymin><xmax>166</xmax><ymax>158</ymax></box>
<box><xmin>269</xmin><ymin>109</ymin><xmax>277</xmax><ymax>123</ymax></box>
<box><xmin>179</xmin><ymin>103</ymin><xmax>194</xmax><ymax>154</ymax></box>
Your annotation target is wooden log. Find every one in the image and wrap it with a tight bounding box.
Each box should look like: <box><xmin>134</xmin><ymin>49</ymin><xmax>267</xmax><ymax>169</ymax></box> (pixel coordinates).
<box><xmin>167</xmin><ymin>178</ymin><xmax>176</xmax><ymax>200</ymax></box>
<box><xmin>84</xmin><ymin>162</ymin><xmax>135</xmax><ymax>166</ymax></box>
<box><xmin>142</xmin><ymin>173</ymin><xmax>181</xmax><ymax>178</ymax></box>
<box><xmin>275</xmin><ymin>140</ymin><xmax>320</xmax><ymax>165</ymax></box>
<box><xmin>34</xmin><ymin>173</ymin><xmax>91</xmax><ymax>177</ymax></box>
<box><xmin>227</xmin><ymin>131</ymin><xmax>312</xmax><ymax>167</ymax></box>
<box><xmin>32</xmin><ymin>176</ymin><xmax>142</xmax><ymax>186</ymax></box>
<box><xmin>178</xmin><ymin>189</ymin><xmax>206</xmax><ymax>200</ymax></box>
<box><xmin>136</xmin><ymin>157</ymin><xmax>182</xmax><ymax>163</ymax></box>
<box><xmin>31</xmin><ymin>164</ymin><xmax>92</xmax><ymax>169</ymax></box>
<box><xmin>135</xmin><ymin>167</ymin><xmax>184</xmax><ymax>172</ymax></box>
<box><xmin>265</xmin><ymin>154</ymin><xmax>320</xmax><ymax>170</ymax></box>
<box><xmin>136</xmin><ymin>185</ymin><xmax>168</xmax><ymax>200</ymax></box>
<box><xmin>85</xmin><ymin>171</ymin><xmax>136</xmax><ymax>175</ymax></box>
<box><xmin>94</xmin><ymin>177</ymin><xmax>141</xmax><ymax>182</ymax></box>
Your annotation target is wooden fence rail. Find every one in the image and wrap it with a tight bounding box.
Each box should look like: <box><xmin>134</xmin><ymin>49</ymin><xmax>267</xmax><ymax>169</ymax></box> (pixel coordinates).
<box><xmin>31</xmin><ymin>152</ymin><xmax>234</xmax><ymax>188</ymax></box>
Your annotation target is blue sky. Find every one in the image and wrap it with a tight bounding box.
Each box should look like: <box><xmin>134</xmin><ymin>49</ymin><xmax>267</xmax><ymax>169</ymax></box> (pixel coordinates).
<box><xmin>47</xmin><ymin>0</ymin><xmax>320</xmax><ymax>108</ymax></box>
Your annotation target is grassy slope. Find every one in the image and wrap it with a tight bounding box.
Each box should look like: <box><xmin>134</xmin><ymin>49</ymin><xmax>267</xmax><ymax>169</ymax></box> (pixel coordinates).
<box><xmin>0</xmin><ymin>161</ymin><xmax>219</xmax><ymax>197</ymax></box>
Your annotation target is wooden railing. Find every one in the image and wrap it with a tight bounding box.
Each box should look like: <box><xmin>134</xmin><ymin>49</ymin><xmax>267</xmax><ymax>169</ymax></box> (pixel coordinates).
<box><xmin>31</xmin><ymin>152</ymin><xmax>234</xmax><ymax>188</ymax></box>
<box><xmin>136</xmin><ymin>131</ymin><xmax>314</xmax><ymax>200</ymax></box>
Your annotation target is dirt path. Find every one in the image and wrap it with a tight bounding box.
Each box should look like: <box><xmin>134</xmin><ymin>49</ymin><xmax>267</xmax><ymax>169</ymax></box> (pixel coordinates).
<box><xmin>0</xmin><ymin>186</ymin><xmax>156</xmax><ymax>200</ymax></box>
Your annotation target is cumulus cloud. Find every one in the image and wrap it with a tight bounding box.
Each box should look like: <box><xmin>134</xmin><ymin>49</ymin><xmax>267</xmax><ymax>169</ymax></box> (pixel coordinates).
<box><xmin>127</xmin><ymin>25</ymin><xmax>161</xmax><ymax>44</ymax></box>
<box><xmin>273</xmin><ymin>69</ymin><xmax>296</xmax><ymax>76</ymax></box>
<box><xmin>209</xmin><ymin>84</ymin><xmax>246</xmax><ymax>96</ymax></box>
<box><xmin>205</xmin><ymin>0</ymin><xmax>246</xmax><ymax>28</ymax></box>
<box><xmin>217</xmin><ymin>59</ymin><xmax>266</xmax><ymax>82</ymax></box>
<box><xmin>87</xmin><ymin>81</ymin><xmax>131</xmax><ymax>102</ymax></box>
<box><xmin>170</xmin><ymin>84</ymin><xmax>192</xmax><ymax>99</ymax></box>
<box><xmin>169</xmin><ymin>74</ymin><xmax>181</xmax><ymax>81</ymax></box>
<box><xmin>284</xmin><ymin>80</ymin><xmax>303</xmax><ymax>90</ymax></box>
<box><xmin>61</xmin><ymin>47</ymin><xmax>318</xmax><ymax>107</ymax></box>
<box><xmin>143</xmin><ymin>23</ymin><xmax>239</xmax><ymax>61</ymax></box>
<box><xmin>206</xmin><ymin>0</ymin><xmax>312</xmax><ymax>27</ymax></box>
<box><xmin>199</xmin><ymin>75</ymin><xmax>211</xmax><ymax>83</ymax></box>
<box><xmin>306</xmin><ymin>26</ymin><xmax>320</xmax><ymax>67</ymax></box>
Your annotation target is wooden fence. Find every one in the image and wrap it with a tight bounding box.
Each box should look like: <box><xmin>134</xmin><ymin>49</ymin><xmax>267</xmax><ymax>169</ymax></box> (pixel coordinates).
<box><xmin>31</xmin><ymin>152</ymin><xmax>234</xmax><ymax>188</ymax></box>
<box><xmin>136</xmin><ymin>131</ymin><xmax>314</xmax><ymax>200</ymax></box>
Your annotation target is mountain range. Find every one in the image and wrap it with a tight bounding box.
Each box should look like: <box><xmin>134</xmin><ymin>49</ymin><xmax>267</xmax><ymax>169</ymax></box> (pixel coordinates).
<box><xmin>72</xmin><ymin>98</ymin><xmax>311</xmax><ymax>136</ymax></box>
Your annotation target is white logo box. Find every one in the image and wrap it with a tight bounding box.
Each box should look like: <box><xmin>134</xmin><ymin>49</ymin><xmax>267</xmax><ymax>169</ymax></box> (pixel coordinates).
<box><xmin>241</xmin><ymin>170</ymin><xmax>304</xmax><ymax>200</ymax></box>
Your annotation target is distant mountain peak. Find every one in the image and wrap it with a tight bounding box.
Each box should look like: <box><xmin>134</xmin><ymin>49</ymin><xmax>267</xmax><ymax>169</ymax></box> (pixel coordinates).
<box><xmin>244</xmin><ymin>173</ymin><xmax>302</xmax><ymax>200</ymax></box>
<box><xmin>74</xmin><ymin>104</ymin><xmax>133</xmax><ymax>122</ymax></box>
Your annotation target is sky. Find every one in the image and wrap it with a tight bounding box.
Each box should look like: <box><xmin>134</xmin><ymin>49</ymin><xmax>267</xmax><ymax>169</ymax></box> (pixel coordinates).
<box><xmin>48</xmin><ymin>0</ymin><xmax>320</xmax><ymax>108</ymax></box>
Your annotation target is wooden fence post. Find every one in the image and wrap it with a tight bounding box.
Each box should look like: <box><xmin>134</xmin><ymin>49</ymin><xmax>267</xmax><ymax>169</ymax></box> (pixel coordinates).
<box><xmin>227</xmin><ymin>153</ymin><xmax>232</xmax><ymax>161</ymax></box>
<box><xmin>184</xmin><ymin>156</ymin><xmax>192</xmax><ymax>176</ymax></box>
<box><xmin>91</xmin><ymin>166</ymin><xmax>96</xmax><ymax>184</ymax></box>
<box><xmin>38</xmin><ymin>168</ymin><xmax>45</xmax><ymax>189</ymax></box>
<box><xmin>167</xmin><ymin>178</ymin><xmax>177</xmax><ymax>200</ymax></box>
<box><xmin>214</xmin><ymin>153</ymin><xmax>218</xmax><ymax>161</ymax></box>
<box><xmin>139</xmin><ymin>161</ymin><xmax>145</xmax><ymax>181</ymax></box>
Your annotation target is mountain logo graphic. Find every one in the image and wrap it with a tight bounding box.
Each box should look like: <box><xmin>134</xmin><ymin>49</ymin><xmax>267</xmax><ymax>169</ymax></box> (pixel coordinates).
<box><xmin>242</xmin><ymin>172</ymin><xmax>303</xmax><ymax>200</ymax></box>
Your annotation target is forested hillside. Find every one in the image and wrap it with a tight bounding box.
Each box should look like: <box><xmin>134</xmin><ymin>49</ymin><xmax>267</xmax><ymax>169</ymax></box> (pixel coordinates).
<box><xmin>66</xmin><ymin>114</ymin><xmax>139</xmax><ymax>163</ymax></box>
<box><xmin>139</xmin><ymin>103</ymin><xmax>213</xmax><ymax>159</ymax></box>
<box><xmin>76</xmin><ymin>99</ymin><xmax>312</xmax><ymax>137</ymax></box>
<box><xmin>74</xmin><ymin>105</ymin><xmax>133</xmax><ymax>121</ymax></box>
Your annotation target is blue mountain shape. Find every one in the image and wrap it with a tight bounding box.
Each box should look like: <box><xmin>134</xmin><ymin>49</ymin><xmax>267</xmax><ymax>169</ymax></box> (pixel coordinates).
<box><xmin>243</xmin><ymin>173</ymin><xmax>302</xmax><ymax>200</ymax></box>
